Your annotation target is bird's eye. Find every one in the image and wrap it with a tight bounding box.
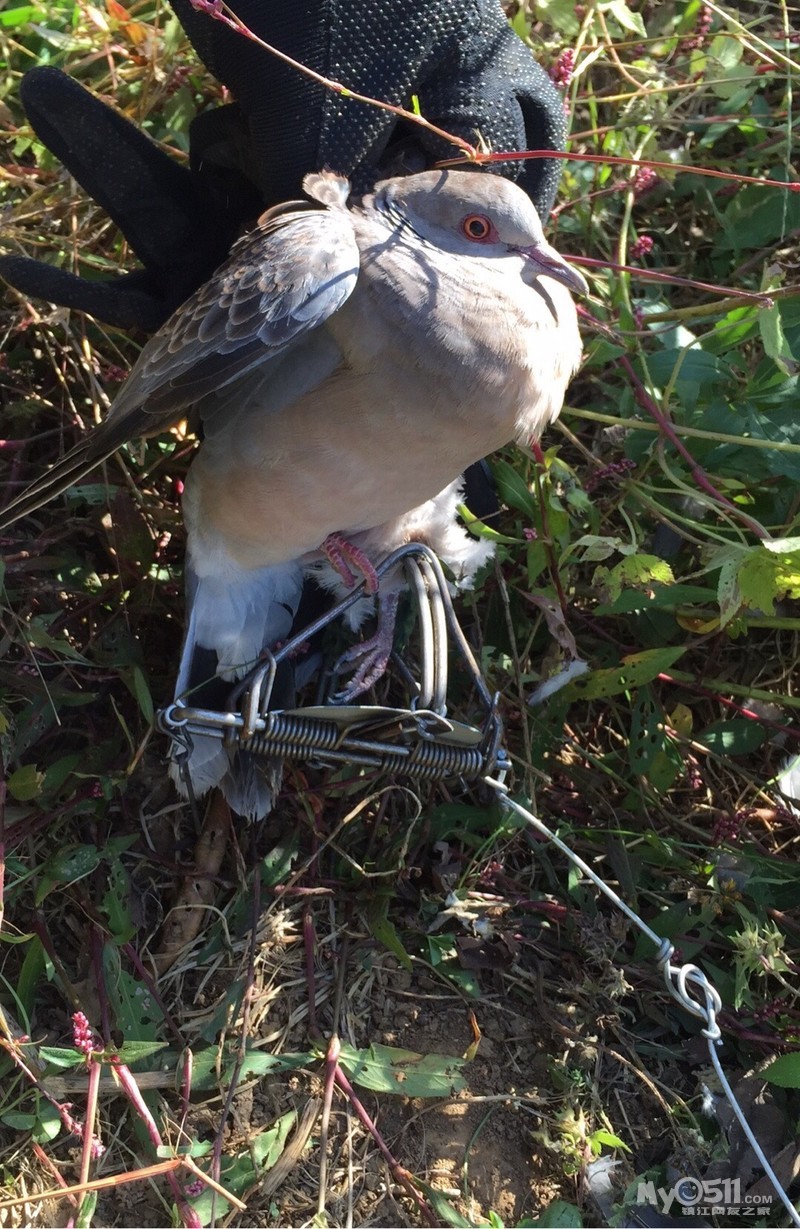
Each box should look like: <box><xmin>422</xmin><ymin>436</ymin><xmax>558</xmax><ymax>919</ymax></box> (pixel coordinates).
<box><xmin>462</xmin><ymin>214</ymin><xmax>493</xmax><ymax>241</ymax></box>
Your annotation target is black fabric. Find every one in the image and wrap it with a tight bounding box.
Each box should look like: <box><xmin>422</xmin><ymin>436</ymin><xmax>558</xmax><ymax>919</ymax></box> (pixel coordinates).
<box><xmin>173</xmin><ymin>0</ymin><xmax>566</xmax><ymax>210</ymax></box>
<box><xmin>0</xmin><ymin>0</ymin><xmax>565</xmax><ymax>330</ymax></box>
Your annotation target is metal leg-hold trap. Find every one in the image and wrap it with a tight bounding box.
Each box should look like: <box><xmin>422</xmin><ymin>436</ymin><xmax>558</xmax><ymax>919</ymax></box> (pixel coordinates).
<box><xmin>159</xmin><ymin>543</ymin><xmax>508</xmax><ymax>785</ymax></box>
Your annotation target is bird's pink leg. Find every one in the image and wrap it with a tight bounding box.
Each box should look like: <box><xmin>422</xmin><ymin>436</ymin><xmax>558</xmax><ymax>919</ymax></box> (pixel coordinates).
<box><xmin>333</xmin><ymin>589</ymin><xmax>400</xmax><ymax>702</ymax></box>
<box><xmin>321</xmin><ymin>532</ymin><xmax>379</xmax><ymax>594</ymax></box>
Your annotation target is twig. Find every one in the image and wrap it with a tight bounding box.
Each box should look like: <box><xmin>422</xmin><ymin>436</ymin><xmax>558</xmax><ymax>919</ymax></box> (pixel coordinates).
<box><xmin>574</xmin><ymin>254</ymin><xmax>778</xmax><ymax>306</ymax></box>
<box><xmin>333</xmin><ymin>1064</ymin><xmax>440</xmax><ymax>1227</ymax></box>
<box><xmin>450</xmin><ymin>149</ymin><xmax>800</xmax><ymax>194</ymax></box>
<box><xmin>188</xmin><ymin>0</ymin><xmax>475</xmax><ymax>158</ymax></box>
<box><xmin>0</xmin><ymin>1158</ymin><xmax>246</xmax><ymax>1214</ymax></box>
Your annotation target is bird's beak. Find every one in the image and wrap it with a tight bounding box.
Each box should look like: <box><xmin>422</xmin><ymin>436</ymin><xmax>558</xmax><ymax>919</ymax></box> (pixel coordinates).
<box><xmin>518</xmin><ymin>241</ymin><xmax>589</xmax><ymax>296</ymax></box>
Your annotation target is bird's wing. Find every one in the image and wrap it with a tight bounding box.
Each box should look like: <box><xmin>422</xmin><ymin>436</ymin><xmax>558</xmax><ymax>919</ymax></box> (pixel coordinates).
<box><xmin>0</xmin><ymin>200</ymin><xmax>360</xmax><ymax>529</ymax></box>
<box><xmin>109</xmin><ymin>200</ymin><xmax>360</xmax><ymax>440</ymax></box>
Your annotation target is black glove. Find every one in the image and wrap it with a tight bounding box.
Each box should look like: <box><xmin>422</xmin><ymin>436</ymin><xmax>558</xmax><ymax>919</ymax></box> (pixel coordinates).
<box><xmin>0</xmin><ymin>0</ymin><xmax>566</xmax><ymax>332</ymax></box>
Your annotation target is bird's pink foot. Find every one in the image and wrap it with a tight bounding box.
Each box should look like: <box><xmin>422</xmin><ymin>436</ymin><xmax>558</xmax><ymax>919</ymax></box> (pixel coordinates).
<box><xmin>333</xmin><ymin>590</ymin><xmax>400</xmax><ymax>702</ymax></box>
<box><xmin>321</xmin><ymin>532</ymin><xmax>379</xmax><ymax>594</ymax></box>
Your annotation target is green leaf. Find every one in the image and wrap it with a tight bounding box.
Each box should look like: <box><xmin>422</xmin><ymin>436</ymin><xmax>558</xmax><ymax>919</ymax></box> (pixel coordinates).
<box><xmin>261</xmin><ymin>835</ymin><xmax>300</xmax><ymax>887</ymax></box>
<box><xmin>602</xmin><ymin>0</ymin><xmax>646</xmax><ymax>37</ymax></box>
<box><xmin>561</xmin><ymin>647</ymin><xmax>685</xmax><ymax>701</ymax></box>
<box><xmin>130</xmin><ymin>665</ymin><xmax>154</xmax><ymax>725</ymax></box>
<box><xmin>0</xmin><ymin>6</ymin><xmax>46</xmax><ymax>27</ymax></box>
<box><xmin>338</xmin><ymin>1041</ymin><xmax>467</xmax><ymax>1098</ymax></box>
<box><xmin>184</xmin><ymin>1045</ymin><xmax>308</xmax><ymax>1090</ymax></box>
<box><xmin>458</xmin><ymin>503</ymin><xmax>522</xmax><ymax>544</ymax></box>
<box><xmin>491</xmin><ymin>457</ymin><xmax>537</xmax><ymax>516</ymax></box>
<box><xmin>76</xmin><ymin>1191</ymin><xmax>98</xmax><ymax>1228</ymax></box>
<box><xmin>590</xmin><ymin>1128</ymin><xmax>630</xmax><ymax>1151</ymax></box>
<box><xmin>415</xmin><ymin>1182</ymin><xmax>474</xmax><ymax>1227</ymax></box>
<box><xmin>38</xmin><ymin>1046</ymin><xmax>84</xmax><ymax>1069</ymax></box>
<box><xmin>35</xmin><ymin>843</ymin><xmax>105</xmax><ymax>903</ymax></box>
<box><xmin>107</xmin><ymin>1040</ymin><xmax>169</xmax><ymax>1064</ymax></box>
<box><xmin>520</xmin><ymin>1200</ymin><xmax>584</xmax><ymax>1227</ymax></box>
<box><xmin>102</xmin><ymin>859</ymin><xmax>136</xmax><ymax>944</ymax></box>
<box><xmin>188</xmin><ymin>1111</ymin><xmax>300</xmax><ymax>1221</ymax></box>
<box><xmin>760</xmin><ymin>302</ymin><xmax>799</xmax><ymax>377</ymax></box>
<box><xmin>763</xmin><ymin>1053</ymin><xmax>800</xmax><ymax>1088</ymax></box>
<box><xmin>32</xmin><ymin>1100</ymin><xmax>62</xmax><ymax>1143</ymax></box>
<box><xmin>8</xmin><ymin>763</ymin><xmax>45</xmax><ymax>802</ymax></box>
<box><xmin>593</xmin><ymin>554</ymin><xmax>675</xmax><ymax>605</ymax></box>
<box><xmin>697</xmin><ymin>719</ymin><xmax>766</xmax><ymax>757</ymax></box>
<box><xmin>367</xmin><ymin>897</ymin><xmax>412</xmax><ymax>970</ymax></box>
<box><xmin>102</xmin><ymin>945</ymin><xmax>163</xmax><ymax>1043</ymax></box>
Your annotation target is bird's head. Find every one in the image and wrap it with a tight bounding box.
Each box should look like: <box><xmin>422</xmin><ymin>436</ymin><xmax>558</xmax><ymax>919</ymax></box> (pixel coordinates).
<box><xmin>371</xmin><ymin>169</ymin><xmax>588</xmax><ymax>296</ymax></box>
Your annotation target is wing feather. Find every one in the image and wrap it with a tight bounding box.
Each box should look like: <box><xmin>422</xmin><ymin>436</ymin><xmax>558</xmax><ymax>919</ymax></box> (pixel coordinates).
<box><xmin>0</xmin><ymin>191</ymin><xmax>360</xmax><ymax>529</ymax></box>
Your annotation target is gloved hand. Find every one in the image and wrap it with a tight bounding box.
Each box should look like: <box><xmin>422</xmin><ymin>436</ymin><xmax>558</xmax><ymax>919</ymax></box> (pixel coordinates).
<box><xmin>0</xmin><ymin>0</ymin><xmax>567</xmax><ymax>332</ymax></box>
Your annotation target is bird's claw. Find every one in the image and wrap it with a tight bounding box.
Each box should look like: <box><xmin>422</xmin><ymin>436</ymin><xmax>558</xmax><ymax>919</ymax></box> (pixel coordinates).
<box><xmin>331</xmin><ymin>635</ymin><xmax>393</xmax><ymax>703</ymax></box>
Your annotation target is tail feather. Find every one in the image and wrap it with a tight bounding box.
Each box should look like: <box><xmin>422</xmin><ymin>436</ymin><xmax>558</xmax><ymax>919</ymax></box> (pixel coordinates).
<box><xmin>170</xmin><ymin>558</ymin><xmax>304</xmax><ymax>819</ymax></box>
<box><xmin>0</xmin><ymin>438</ymin><xmax>112</xmax><ymax>530</ymax></box>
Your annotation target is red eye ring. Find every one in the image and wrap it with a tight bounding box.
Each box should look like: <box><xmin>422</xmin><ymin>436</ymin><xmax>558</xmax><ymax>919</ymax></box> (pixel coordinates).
<box><xmin>462</xmin><ymin>213</ymin><xmax>493</xmax><ymax>241</ymax></box>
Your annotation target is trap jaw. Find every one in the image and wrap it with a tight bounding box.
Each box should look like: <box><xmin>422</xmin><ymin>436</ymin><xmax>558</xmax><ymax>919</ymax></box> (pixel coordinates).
<box><xmin>159</xmin><ymin>542</ymin><xmax>507</xmax><ymax>785</ymax></box>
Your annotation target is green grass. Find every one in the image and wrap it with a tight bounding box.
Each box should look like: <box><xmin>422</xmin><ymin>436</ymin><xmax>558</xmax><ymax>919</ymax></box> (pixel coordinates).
<box><xmin>0</xmin><ymin>1</ymin><xmax>799</xmax><ymax>1226</ymax></box>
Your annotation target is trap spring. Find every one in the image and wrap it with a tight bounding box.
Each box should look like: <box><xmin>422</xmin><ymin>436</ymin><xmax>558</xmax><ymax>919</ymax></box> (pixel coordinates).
<box><xmin>159</xmin><ymin>543</ymin><xmax>506</xmax><ymax>783</ymax></box>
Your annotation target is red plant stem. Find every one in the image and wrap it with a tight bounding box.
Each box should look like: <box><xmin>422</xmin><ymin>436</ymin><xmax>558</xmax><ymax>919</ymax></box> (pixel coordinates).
<box><xmin>109</xmin><ymin>1059</ymin><xmax>199</xmax><ymax>1228</ymax></box>
<box><xmin>453</xmin><ymin>148</ymin><xmax>800</xmax><ymax>194</ymax></box>
<box><xmin>580</xmin><ymin>306</ymin><xmax>769</xmax><ymax>540</ymax></box>
<box><xmin>658</xmin><ymin>672</ymin><xmax>800</xmax><ymax>743</ymax></box>
<box><xmin>333</xmin><ymin>1065</ymin><xmax>439</xmax><ymax>1226</ymax></box>
<box><xmin>31</xmin><ymin>1141</ymin><xmax>79</xmax><ymax>1206</ymax></box>
<box><xmin>617</xmin><ymin>350</ymin><xmax>768</xmax><ymax>538</ymax></box>
<box><xmin>303</xmin><ymin>906</ymin><xmax>320</xmax><ymax>1041</ymax></box>
<box><xmin>574</xmin><ymin>255</ymin><xmax>775</xmax><ymax>305</ymax></box>
<box><xmin>317</xmin><ymin>1034</ymin><xmax>341</xmax><ymax>1216</ymax></box>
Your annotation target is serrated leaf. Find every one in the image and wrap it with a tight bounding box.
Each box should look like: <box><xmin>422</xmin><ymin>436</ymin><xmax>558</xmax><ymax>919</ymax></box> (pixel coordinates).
<box><xmin>593</xmin><ymin>554</ymin><xmax>675</xmax><ymax>605</ymax></box>
<box><xmin>572</xmin><ymin>534</ymin><xmax>628</xmax><ymax>563</ymax></box>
